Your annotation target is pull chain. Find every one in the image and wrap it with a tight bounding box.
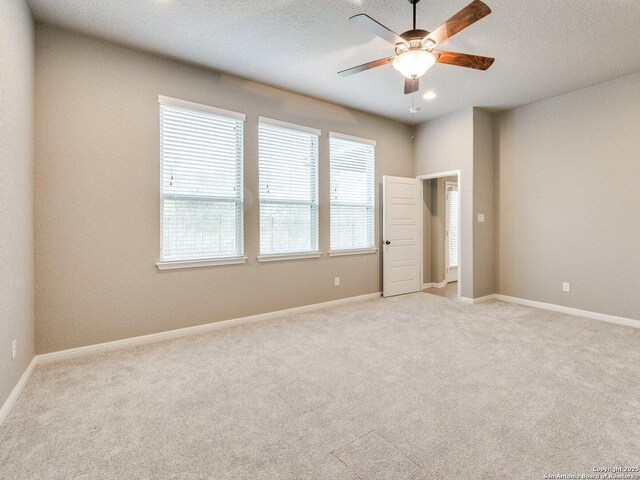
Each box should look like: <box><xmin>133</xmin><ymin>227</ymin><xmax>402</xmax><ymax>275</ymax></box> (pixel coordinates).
<box><xmin>409</xmin><ymin>90</ymin><xmax>421</xmax><ymax>141</ymax></box>
<box><xmin>411</xmin><ymin>91</ymin><xmax>415</xmax><ymax>141</ymax></box>
<box><xmin>409</xmin><ymin>90</ymin><xmax>417</xmax><ymax>142</ymax></box>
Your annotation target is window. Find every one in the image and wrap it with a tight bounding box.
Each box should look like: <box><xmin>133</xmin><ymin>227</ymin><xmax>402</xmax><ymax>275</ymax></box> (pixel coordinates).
<box><xmin>159</xmin><ymin>96</ymin><xmax>245</xmax><ymax>265</ymax></box>
<box><xmin>329</xmin><ymin>133</ymin><xmax>376</xmax><ymax>252</ymax></box>
<box><xmin>258</xmin><ymin>118</ymin><xmax>319</xmax><ymax>257</ymax></box>
<box><xmin>446</xmin><ymin>182</ymin><xmax>459</xmax><ymax>269</ymax></box>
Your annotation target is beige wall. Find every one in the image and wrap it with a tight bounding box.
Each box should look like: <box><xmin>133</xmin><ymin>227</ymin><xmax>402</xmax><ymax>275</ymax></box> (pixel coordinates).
<box><xmin>422</xmin><ymin>176</ymin><xmax>457</xmax><ymax>285</ymax></box>
<box><xmin>472</xmin><ymin>109</ymin><xmax>496</xmax><ymax>298</ymax></box>
<box><xmin>0</xmin><ymin>0</ymin><xmax>35</xmax><ymax>406</ymax></box>
<box><xmin>414</xmin><ymin>108</ymin><xmax>497</xmax><ymax>300</ymax></box>
<box><xmin>496</xmin><ymin>72</ymin><xmax>640</xmax><ymax>319</ymax></box>
<box><xmin>414</xmin><ymin>108</ymin><xmax>474</xmax><ymax>298</ymax></box>
<box><xmin>34</xmin><ymin>26</ymin><xmax>414</xmax><ymax>354</ymax></box>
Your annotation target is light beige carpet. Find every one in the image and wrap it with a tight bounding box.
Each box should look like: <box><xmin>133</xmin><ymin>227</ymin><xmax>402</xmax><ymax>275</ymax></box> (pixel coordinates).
<box><xmin>1</xmin><ymin>293</ymin><xmax>639</xmax><ymax>479</ymax></box>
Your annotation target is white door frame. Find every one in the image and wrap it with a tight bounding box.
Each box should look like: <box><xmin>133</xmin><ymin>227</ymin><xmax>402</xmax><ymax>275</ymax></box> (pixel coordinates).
<box><xmin>417</xmin><ymin>170</ymin><xmax>462</xmax><ymax>301</ymax></box>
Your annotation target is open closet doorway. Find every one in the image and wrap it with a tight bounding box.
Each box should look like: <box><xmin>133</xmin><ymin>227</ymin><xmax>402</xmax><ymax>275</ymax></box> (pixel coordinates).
<box><xmin>418</xmin><ymin>171</ymin><xmax>461</xmax><ymax>300</ymax></box>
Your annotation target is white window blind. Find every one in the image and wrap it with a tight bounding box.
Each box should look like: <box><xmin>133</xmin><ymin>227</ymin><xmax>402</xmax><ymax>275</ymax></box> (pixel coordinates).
<box><xmin>329</xmin><ymin>133</ymin><xmax>375</xmax><ymax>251</ymax></box>
<box><xmin>447</xmin><ymin>187</ymin><xmax>459</xmax><ymax>269</ymax></box>
<box><xmin>258</xmin><ymin>119</ymin><xmax>319</xmax><ymax>255</ymax></box>
<box><xmin>159</xmin><ymin>97</ymin><xmax>244</xmax><ymax>262</ymax></box>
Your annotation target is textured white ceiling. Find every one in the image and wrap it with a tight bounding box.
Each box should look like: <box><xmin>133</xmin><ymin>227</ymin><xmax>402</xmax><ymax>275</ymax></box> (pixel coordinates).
<box><xmin>27</xmin><ymin>0</ymin><xmax>640</xmax><ymax>122</ymax></box>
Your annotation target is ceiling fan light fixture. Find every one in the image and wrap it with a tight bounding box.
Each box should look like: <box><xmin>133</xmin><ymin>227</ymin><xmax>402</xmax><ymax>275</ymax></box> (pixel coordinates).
<box><xmin>422</xmin><ymin>38</ymin><xmax>436</xmax><ymax>50</ymax></box>
<box><xmin>393</xmin><ymin>50</ymin><xmax>435</xmax><ymax>79</ymax></box>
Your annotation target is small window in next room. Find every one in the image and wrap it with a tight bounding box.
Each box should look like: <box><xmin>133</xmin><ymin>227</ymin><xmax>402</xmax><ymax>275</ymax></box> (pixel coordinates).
<box><xmin>329</xmin><ymin>133</ymin><xmax>376</xmax><ymax>253</ymax></box>
<box><xmin>159</xmin><ymin>96</ymin><xmax>245</xmax><ymax>263</ymax></box>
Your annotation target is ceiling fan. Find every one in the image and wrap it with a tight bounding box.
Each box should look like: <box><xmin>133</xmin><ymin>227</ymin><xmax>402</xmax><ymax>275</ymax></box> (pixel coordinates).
<box><xmin>338</xmin><ymin>0</ymin><xmax>495</xmax><ymax>94</ymax></box>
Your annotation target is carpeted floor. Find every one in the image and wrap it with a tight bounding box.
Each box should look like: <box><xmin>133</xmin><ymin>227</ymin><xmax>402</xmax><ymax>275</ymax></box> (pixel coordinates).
<box><xmin>1</xmin><ymin>293</ymin><xmax>639</xmax><ymax>479</ymax></box>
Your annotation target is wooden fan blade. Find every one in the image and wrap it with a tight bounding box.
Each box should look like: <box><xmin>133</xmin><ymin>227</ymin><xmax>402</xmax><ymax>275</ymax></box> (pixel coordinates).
<box><xmin>426</xmin><ymin>0</ymin><xmax>491</xmax><ymax>46</ymax></box>
<box><xmin>404</xmin><ymin>77</ymin><xmax>419</xmax><ymax>94</ymax></box>
<box><xmin>338</xmin><ymin>56</ymin><xmax>396</xmax><ymax>77</ymax></box>
<box><xmin>435</xmin><ymin>51</ymin><xmax>495</xmax><ymax>70</ymax></box>
<box><xmin>350</xmin><ymin>14</ymin><xmax>407</xmax><ymax>46</ymax></box>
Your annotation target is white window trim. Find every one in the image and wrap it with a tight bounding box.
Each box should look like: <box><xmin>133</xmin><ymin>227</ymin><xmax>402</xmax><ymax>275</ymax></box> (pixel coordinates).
<box><xmin>445</xmin><ymin>180</ymin><xmax>459</xmax><ymax>271</ymax></box>
<box><xmin>329</xmin><ymin>133</ymin><xmax>376</xmax><ymax>252</ymax></box>
<box><xmin>158</xmin><ymin>95</ymin><xmax>246</xmax><ymax>121</ymax></box>
<box><xmin>328</xmin><ymin>248</ymin><xmax>378</xmax><ymax>257</ymax></box>
<box><xmin>329</xmin><ymin>131</ymin><xmax>376</xmax><ymax>146</ymax></box>
<box><xmin>156</xmin><ymin>256</ymin><xmax>248</xmax><ymax>271</ymax></box>
<box><xmin>258</xmin><ymin>116</ymin><xmax>321</xmax><ymax>136</ymax></box>
<box><xmin>258</xmin><ymin>120</ymin><xmax>320</xmax><ymax>256</ymax></box>
<box><xmin>159</xmin><ymin>98</ymin><xmax>245</xmax><ymax>263</ymax></box>
<box><xmin>257</xmin><ymin>252</ymin><xmax>322</xmax><ymax>263</ymax></box>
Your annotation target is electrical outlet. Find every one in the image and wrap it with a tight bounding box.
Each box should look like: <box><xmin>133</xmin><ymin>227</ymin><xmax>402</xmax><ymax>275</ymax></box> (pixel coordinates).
<box><xmin>563</xmin><ymin>282</ymin><xmax>570</xmax><ymax>293</ymax></box>
<box><xmin>334</xmin><ymin>277</ymin><xmax>340</xmax><ymax>286</ymax></box>
<box><xmin>477</xmin><ymin>213</ymin><xmax>485</xmax><ymax>223</ymax></box>
<box><xmin>12</xmin><ymin>340</ymin><xmax>17</xmax><ymax>361</ymax></box>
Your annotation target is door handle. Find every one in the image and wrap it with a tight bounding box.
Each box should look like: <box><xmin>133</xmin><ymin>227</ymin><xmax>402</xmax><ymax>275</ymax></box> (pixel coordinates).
<box><xmin>385</xmin><ymin>240</ymin><xmax>391</xmax><ymax>245</ymax></box>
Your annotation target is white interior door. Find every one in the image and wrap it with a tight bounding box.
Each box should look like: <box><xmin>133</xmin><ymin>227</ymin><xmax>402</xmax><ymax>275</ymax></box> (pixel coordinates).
<box><xmin>382</xmin><ymin>176</ymin><xmax>422</xmax><ymax>297</ymax></box>
<box><xmin>445</xmin><ymin>182</ymin><xmax>459</xmax><ymax>283</ymax></box>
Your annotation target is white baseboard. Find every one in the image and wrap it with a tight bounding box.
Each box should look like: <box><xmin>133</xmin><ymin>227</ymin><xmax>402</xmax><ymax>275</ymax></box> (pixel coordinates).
<box><xmin>495</xmin><ymin>294</ymin><xmax>640</xmax><ymax>329</ymax></box>
<box><xmin>38</xmin><ymin>292</ymin><xmax>382</xmax><ymax>365</ymax></box>
<box><xmin>474</xmin><ymin>294</ymin><xmax>497</xmax><ymax>304</ymax></box>
<box><xmin>4</xmin><ymin>290</ymin><xmax>635</xmax><ymax>428</ymax></box>
<box><xmin>458</xmin><ymin>293</ymin><xmax>639</xmax><ymax>329</ymax></box>
<box><xmin>0</xmin><ymin>356</ymin><xmax>38</xmax><ymax>428</ymax></box>
<box><xmin>1</xmin><ymin>292</ymin><xmax>382</xmax><ymax>426</ymax></box>
<box><xmin>459</xmin><ymin>294</ymin><xmax>497</xmax><ymax>305</ymax></box>
<box><xmin>422</xmin><ymin>281</ymin><xmax>447</xmax><ymax>290</ymax></box>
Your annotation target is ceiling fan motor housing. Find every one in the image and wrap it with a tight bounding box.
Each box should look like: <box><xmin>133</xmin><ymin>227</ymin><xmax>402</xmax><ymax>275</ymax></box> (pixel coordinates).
<box><xmin>396</xmin><ymin>30</ymin><xmax>434</xmax><ymax>55</ymax></box>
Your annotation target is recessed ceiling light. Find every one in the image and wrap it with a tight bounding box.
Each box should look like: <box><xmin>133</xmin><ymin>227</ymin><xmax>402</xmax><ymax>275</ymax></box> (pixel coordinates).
<box><xmin>423</xmin><ymin>91</ymin><xmax>437</xmax><ymax>100</ymax></box>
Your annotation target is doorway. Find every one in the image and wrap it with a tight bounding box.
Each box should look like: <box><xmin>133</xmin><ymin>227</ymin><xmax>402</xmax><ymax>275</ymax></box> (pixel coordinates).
<box><xmin>418</xmin><ymin>171</ymin><xmax>461</xmax><ymax>300</ymax></box>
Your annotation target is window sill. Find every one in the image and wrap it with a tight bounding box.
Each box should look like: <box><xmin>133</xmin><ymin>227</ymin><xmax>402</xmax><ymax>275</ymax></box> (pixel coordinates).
<box><xmin>257</xmin><ymin>252</ymin><xmax>322</xmax><ymax>263</ymax></box>
<box><xmin>156</xmin><ymin>256</ymin><xmax>248</xmax><ymax>271</ymax></box>
<box><xmin>329</xmin><ymin>248</ymin><xmax>378</xmax><ymax>257</ymax></box>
